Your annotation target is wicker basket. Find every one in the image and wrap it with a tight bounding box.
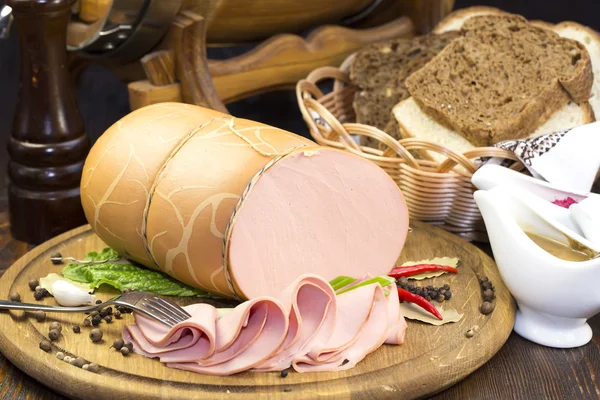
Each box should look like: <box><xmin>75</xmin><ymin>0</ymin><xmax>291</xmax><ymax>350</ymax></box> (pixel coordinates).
<box><xmin>295</xmin><ymin>54</ymin><xmax>526</xmax><ymax>242</ymax></box>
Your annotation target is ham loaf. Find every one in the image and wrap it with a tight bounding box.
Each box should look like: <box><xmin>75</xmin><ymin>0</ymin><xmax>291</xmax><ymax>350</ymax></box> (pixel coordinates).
<box><xmin>81</xmin><ymin>103</ymin><xmax>409</xmax><ymax>299</ymax></box>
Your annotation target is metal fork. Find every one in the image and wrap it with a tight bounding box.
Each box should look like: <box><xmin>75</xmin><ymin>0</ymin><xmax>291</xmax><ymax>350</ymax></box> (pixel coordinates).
<box><xmin>0</xmin><ymin>291</ymin><xmax>191</xmax><ymax>327</ymax></box>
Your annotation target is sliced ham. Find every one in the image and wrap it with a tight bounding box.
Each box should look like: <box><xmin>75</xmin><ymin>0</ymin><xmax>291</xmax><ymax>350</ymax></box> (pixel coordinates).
<box><xmin>125</xmin><ymin>275</ymin><xmax>407</xmax><ymax>376</ymax></box>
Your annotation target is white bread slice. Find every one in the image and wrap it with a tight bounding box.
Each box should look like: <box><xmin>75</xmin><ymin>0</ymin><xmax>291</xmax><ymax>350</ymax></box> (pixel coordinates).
<box><xmin>393</xmin><ymin>7</ymin><xmax>596</xmax><ymax>165</ymax></box>
<box><xmin>393</xmin><ymin>98</ymin><xmax>594</xmax><ymax>165</ymax></box>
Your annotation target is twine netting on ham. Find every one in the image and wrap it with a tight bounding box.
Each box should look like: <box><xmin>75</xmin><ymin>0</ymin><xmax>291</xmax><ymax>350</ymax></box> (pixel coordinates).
<box><xmin>140</xmin><ymin>116</ymin><xmax>304</xmax><ymax>296</ymax></box>
<box><xmin>221</xmin><ymin>150</ymin><xmax>301</xmax><ymax>299</ymax></box>
<box><xmin>296</xmin><ymin>58</ymin><xmax>525</xmax><ymax>242</ymax></box>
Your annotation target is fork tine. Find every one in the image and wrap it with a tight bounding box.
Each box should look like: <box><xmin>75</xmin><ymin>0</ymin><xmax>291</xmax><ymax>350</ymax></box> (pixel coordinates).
<box><xmin>143</xmin><ymin>298</ymin><xmax>189</xmax><ymax>324</ymax></box>
<box><xmin>141</xmin><ymin>301</ymin><xmax>182</xmax><ymax>326</ymax></box>
<box><xmin>153</xmin><ymin>297</ymin><xmax>191</xmax><ymax>320</ymax></box>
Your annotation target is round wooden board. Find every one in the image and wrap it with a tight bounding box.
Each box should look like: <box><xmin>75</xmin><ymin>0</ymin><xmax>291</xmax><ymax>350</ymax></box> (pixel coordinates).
<box><xmin>0</xmin><ymin>221</ymin><xmax>515</xmax><ymax>400</ymax></box>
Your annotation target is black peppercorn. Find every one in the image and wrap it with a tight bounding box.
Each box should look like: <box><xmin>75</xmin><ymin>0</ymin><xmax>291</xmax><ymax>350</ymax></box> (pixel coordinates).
<box><xmin>49</xmin><ymin>322</ymin><xmax>62</xmax><ymax>333</ymax></box>
<box><xmin>48</xmin><ymin>329</ymin><xmax>60</xmax><ymax>341</ymax></box>
<box><xmin>483</xmin><ymin>289</ymin><xmax>495</xmax><ymax>301</ymax></box>
<box><xmin>34</xmin><ymin>288</ymin><xmax>49</xmax><ymax>301</ymax></box>
<box><xmin>479</xmin><ymin>276</ymin><xmax>488</xmax><ymax>283</ymax></box>
<box><xmin>482</xmin><ymin>281</ymin><xmax>492</xmax><ymax>290</ymax></box>
<box><xmin>280</xmin><ymin>369</ymin><xmax>288</xmax><ymax>378</ymax></box>
<box><xmin>442</xmin><ymin>284</ymin><xmax>450</xmax><ymax>291</ymax></box>
<box><xmin>426</xmin><ymin>296</ymin><xmax>432</xmax><ymax>302</ymax></box>
<box><xmin>89</xmin><ymin>328</ymin><xmax>103</xmax><ymax>342</ymax></box>
<box><xmin>429</xmin><ymin>290</ymin><xmax>438</xmax><ymax>299</ymax></box>
<box><xmin>73</xmin><ymin>325</ymin><xmax>81</xmax><ymax>333</ymax></box>
<box><xmin>437</xmin><ymin>295</ymin><xmax>445</xmax><ymax>303</ymax></box>
<box><xmin>33</xmin><ymin>310</ymin><xmax>46</xmax><ymax>322</ymax></box>
<box><xmin>71</xmin><ymin>357</ymin><xmax>86</xmax><ymax>368</ymax></box>
<box><xmin>407</xmin><ymin>284</ymin><xmax>415</xmax><ymax>291</ymax></box>
<box><xmin>39</xmin><ymin>339</ymin><xmax>51</xmax><ymax>352</ymax></box>
<box><xmin>91</xmin><ymin>316</ymin><xmax>102</xmax><ymax>326</ymax></box>
<box><xmin>114</xmin><ymin>310</ymin><xmax>122</xmax><ymax>319</ymax></box>
<box><xmin>112</xmin><ymin>338</ymin><xmax>124</xmax><ymax>351</ymax></box>
<box><xmin>95</xmin><ymin>299</ymin><xmax>102</xmax><ymax>305</ymax></box>
<box><xmin>103</xmin><ymin>315</ymin><xmax>112</xmax><ymax>323</ymax></box>
<box><xmin>444</xmin><ymin>291</ymin><xmax>452</xmax><ymax>300</ymax></box>
<box><xmin>50</xmin><ymin>253</ymin><xmax>63</xmax><ymax>265</ymax></box>
<box><xmin>87</xmin><ymin>363</ymin><xmax>100</xmax><ymax>373</ymax></box>
<box><xmin>28</xmin><ymin>279</ymin><xmax>39</xmax><ymax>291</ymax></box>
<box><xmin>426</xmin><ymin>285</ymin><xmax>434</xmax><ymax>291</ymax></box>
<box><xmin>480</xmin><ymin>302</ymin><xmax>495</xmax><ymax>315</ymax></box>
<box><xmin>83</xmin><ymin>319</ymin><xmax>91</xmax><ymax>327</ymax></box>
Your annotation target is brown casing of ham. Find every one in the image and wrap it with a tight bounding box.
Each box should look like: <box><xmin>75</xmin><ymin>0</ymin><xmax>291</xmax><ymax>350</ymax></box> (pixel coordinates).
<box><xmin>80</xmin><ymin>103</ymin><xmax>410</xmax><ymax>300</ymax></box>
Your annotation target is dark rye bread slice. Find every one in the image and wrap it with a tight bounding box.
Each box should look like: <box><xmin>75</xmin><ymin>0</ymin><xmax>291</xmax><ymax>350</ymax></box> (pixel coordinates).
<box><xmin>405</xmin><ymin>14</ymin><xmax>593</xmax><ymax>147</ymax></box>
<box><xmin>349</xmin><ymin>32</ymin><xmax>460</xmax><ymax>145</ymax></box>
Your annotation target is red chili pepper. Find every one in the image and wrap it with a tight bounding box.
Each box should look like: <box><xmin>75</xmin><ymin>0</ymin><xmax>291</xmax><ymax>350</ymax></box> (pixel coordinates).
<box><xmin>397</xmin><ymin>287</ymin><xmax>443</xmax><ymax>320</ymax></box>
<box><xmin>388</xmin><ymin>263</ymin><xmax>458</xmax><ymax>279</ymax></box>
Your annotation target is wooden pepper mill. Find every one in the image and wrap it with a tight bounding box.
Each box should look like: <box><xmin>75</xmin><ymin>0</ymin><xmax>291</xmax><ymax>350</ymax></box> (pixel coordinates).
<box><xmin>7</xmin><ymin>0</ymin><xmax>90</xmax><ymax>245</ymax></box>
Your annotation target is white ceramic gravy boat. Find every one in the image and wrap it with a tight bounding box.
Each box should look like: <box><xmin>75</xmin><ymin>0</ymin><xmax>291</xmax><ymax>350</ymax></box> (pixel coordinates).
<box><xmin>474</xmin><ymin>183</ymin><xmax>600</xmax><ymax>348</ymax></box>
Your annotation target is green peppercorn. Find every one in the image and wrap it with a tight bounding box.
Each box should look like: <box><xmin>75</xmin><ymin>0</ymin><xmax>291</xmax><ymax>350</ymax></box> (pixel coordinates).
<box><xmin>49</xmin><ymin>322</ymin><xmax>62</xmax><ymax>333</ymax></box>
<box><xmin>89</xmin><ymin>328</ymin><xmax>103</xmax><ymax>343</ymax></box>
<box><xmin>72</xmin><ymin>325</ymin><xmax>81</xmax><ymax>334</ymax></box>
<box><xmin>39</xmin><ymin>339</ymin><xmax>51</xmax><ymax>352</ymax></box>
<box><xmin>33</xmin><ymin>310</ymin><xmax>46</xmax><ymax>322</ymax></box>
<box><xmin>480</xmin><ymin>302</ymin><xmax>495</xmax><ymax>315</ymax></box>
<box><xmin>120</xmin><ymin>347</ymin><xmax>130</xmax><ymax>356</ymax></box>
<box><xmin>50</xmin><ymin>253</ymin><xmax>63</xmax><ymax>265</ymax></box>
<box><xmin>91</xmin><ymin>316</ymin><xmax>101</xmax><ymax>326</ymax></box>
<box><xmin>9</xmin><ymin>292</ymin><xmax>21</xmax><ymax>302</ymax></box>
<box><xmin>48</xmin><ymin>329</ymin><xmax>60</xmax><ymax>341</ymax></box>
<box><xmin>28</xmin><ymin>279</ymin><xmax>39</xmax><ymax>291</ymax></box>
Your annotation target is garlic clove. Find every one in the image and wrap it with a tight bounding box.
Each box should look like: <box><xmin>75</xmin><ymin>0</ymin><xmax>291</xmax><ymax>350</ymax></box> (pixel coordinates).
<box><xmin>51</xmin><ymin>279</ymin><xmax>96</xmax><ymax>306</ymax></box>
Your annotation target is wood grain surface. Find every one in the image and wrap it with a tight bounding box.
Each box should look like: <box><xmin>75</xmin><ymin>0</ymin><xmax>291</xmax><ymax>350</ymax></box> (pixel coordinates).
<box><xmin>0</xmin><ymin>221</ymin><xmax>514</xmax><ymax>399</ymax></box>
<box><xmin>0</xmin><ymin>206</ymin><xmax>598</xmax><ymax>399</ymax></box>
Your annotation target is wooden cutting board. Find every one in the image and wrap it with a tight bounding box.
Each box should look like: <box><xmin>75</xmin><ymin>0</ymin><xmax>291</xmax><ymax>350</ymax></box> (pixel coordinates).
<box><xmin>0</xmin><ymin>221</ymin><xmax>515</xmax><ymax>400</ymax></box>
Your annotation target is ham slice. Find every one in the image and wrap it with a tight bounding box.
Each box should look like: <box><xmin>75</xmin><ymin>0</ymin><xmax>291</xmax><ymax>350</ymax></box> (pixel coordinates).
<box><xmin>124</xmin><ymin>275</ymin><xmax>407</xmax><ymax>375</ymax></box>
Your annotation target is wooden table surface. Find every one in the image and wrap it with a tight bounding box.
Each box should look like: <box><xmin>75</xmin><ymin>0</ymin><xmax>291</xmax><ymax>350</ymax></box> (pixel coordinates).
<box><xmin>0</xmin><ymin>200</ymin><xmax>598</xmax><ymax>399</ymax></box>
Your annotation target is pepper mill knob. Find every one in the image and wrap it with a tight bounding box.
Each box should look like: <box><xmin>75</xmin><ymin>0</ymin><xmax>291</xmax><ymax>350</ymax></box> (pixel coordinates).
<box><xmin>7</xmin><ymin>0</ymin><xmax>90</xmax><ymax>244</ymax></box>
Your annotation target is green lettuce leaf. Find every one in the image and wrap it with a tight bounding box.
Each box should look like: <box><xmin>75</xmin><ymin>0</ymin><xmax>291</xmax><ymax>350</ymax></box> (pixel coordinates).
<box><xmin>61</xmin><ymin>248</ymin><xmax>213</xmax><ymax>298</ymax></box>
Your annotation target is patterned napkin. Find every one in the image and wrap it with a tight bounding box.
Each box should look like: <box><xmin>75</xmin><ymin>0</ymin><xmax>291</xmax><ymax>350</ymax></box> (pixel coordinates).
<box><xmin>481</xmin><ymin>122</ymin><xmax>600</xmax><ymax>193</ymax></box>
